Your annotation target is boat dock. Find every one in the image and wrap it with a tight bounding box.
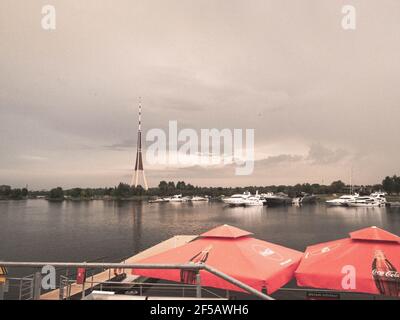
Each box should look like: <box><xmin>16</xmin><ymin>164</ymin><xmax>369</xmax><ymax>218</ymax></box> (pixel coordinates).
<box><xmin>40</xmin><ymin>235</ymin><xmax>197</xmax><ymax>300</ymax></box>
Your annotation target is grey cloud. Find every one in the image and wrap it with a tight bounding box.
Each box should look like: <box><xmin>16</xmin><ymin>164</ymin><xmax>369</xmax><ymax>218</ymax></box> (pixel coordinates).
<box><xmin>104</xmin><ymin>139</ymin><xmax>136</xmax><ymax>151</ymax></box>
<box><xmin>306</xmin><ymin>144</ymin><xmax>350</xmax><ymax>165</ymax></box>
<box><xmin>256</xmin><ymin>154</ymin><xmax>304</xmax><ymax>166</ymax></box>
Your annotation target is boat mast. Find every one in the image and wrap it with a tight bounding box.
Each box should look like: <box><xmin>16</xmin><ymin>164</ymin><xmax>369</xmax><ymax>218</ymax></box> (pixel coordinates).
<box><xmin>350</xmin><ymin>166</ymin><xmax>353</xmax><ymax>194</ymax></box>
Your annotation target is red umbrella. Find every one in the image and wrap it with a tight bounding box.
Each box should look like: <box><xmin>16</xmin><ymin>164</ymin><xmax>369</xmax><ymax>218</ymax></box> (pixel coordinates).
<box><xmin>132</xmin><ymin>225</ymin><xmax>303</xmax><ymax>294</ymax></box>
<box><xmin>295</xmin><ymin>226</ymin><xmax>400</xmax><ymax>297</ymax></box>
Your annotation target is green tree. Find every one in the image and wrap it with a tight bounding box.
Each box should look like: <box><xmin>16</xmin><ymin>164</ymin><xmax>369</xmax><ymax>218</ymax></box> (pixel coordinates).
<box><xmin>0</xmin><ymin>185</ymin><xmax>11</xmax><ymax>197</ymax></box>
<box><xmin>132</xmin><ymin>185</ymin><xmax>145</xmax><ymax>196</ymax></box>
<box><xmin>394</xmin><ymin>175</ymin><xmax>400</xmax><ymax>194</ymax></box>
<box><xmin>49</xmin><ymin>187</ymin><xmax>64</xmax><ymax>200</ymax></box>
<box><xmin>21</xmin><ymin>188</ymin><xmax>28</xmax><ymax>197</ymax></box>
<box><xmin>10</xmin><ymin>188</ymin><xmax>23</xmax><ymax>199</ymax></box>
<box><xmin>329</xmin><ymin>180</ymin><xmax>346</xmax><ymax>193</ymax></box>
<box><xmin>382</xmin><ymin>176</ymin><xmax>395</xmax><ymax>194</ymax></box>
<box><xmin>113</xmin><ymin>183</ymin><xmax>132</xmax><ymax>198</ymax></box>
<box><xmin>70</xmin><ymin>188</ymin><xmax>82</xmax><ymax>198</ymax></box>
<box><xmin>158</xmin><ymin>181</ymin><xmax>168</xmax><ymax>195</ymax></box>
<box><xmin>168</xmin><ymin>181</ymin><xmax>175</xmax><ymax>188</ymax></box>
<box><xmin>176</xmin><ymin>181</ymin><xmax>186</xmax><ymax>190</ymax></box>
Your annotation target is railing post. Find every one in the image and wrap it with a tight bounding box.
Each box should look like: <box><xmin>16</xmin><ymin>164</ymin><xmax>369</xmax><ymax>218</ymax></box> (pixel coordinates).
<box><xmin>59</xmin><ymin>277</ymin><xmax>64</xmax><ymax>300</ymax></box>
<box><xmin>82</xmin><ymin>281</ymin><xmax>85</xmax><ymax>299</ymax></box>
<box><xmin>196</xmin><ymin>272</ymin><xmax>201</xmax><ymax>298</ymax></box>
<box><xmin>33</xmin><ymin>272</ymin><xmax>42</xmax><ymax>300</ymax></box>
<box><xmin>0</xmin><ymin>282</ymin><xmax>5</xmax><ymax>300</ymax></box>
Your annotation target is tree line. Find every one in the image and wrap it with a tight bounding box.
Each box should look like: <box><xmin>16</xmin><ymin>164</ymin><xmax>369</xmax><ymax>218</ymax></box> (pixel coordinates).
<box><xmin>0</xmin><ymin>185</ymin><xmax>28</xmax><ymax>200</ymax></box>
<box><xmin>45</xmin><ymin>179</ymin><xmax>388</xmax><ymax>200</ymax></box>
<box><xmin>382</xmin><ymin>175</ymin><xmax>400</xmax><ymax>195</ymax></box>
<box><xmin>1</xmin><ymin>175</ymin><xmax>399</xmax><ymax>201</ymax></box>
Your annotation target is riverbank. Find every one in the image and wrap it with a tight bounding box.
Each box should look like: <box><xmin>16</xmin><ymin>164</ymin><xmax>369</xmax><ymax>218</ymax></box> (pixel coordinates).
<box><xmin>2</xmin><ymin>194</ymin><xmax>400</xmax><ymax>202</ymax></box>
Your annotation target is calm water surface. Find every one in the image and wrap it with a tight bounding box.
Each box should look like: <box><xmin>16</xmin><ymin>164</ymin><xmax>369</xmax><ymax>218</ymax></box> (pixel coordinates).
<box><xmin>1</xmin><ymin>199</ymin><xmax>400</xmax><ymax>267</ymax></box>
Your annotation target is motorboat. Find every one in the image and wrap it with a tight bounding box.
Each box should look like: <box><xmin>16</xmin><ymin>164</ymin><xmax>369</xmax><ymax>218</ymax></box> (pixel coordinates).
<box><xmin>263</xmin><ymin>192</ymin><xmax>292</xmax><ymax>206</ymax></box>
<box><xmin>326</xmin><ymin>194</ymin><xmax>359</xmax><ymax>206</ymax></box>
<box><xmin>292</xmin><ymin>197</ymin><xmax>301</xmax><ymax>206</ymax></box>
<box><xmin>296</xmin><ymin>193</ymin><xmax>317</xmax><ymax>204</ymax></box>
<box><xmin>148</xmin><ymin>197</ymin><xmax>168</xmax><ymax>203</ymax></box>
<box><xmin>190</xmin><ymin>196</ymin><xmax>209</xmax><ymax>202</ymax></box>
<box><xmin>166</xmin><ymin>194</ymin><xmax>189</xmax><ymax>202</ymax></box>
<box><xmin>222</xmin><ymin>192</ymin><xmax>251</xmax><ymax>206</ymax></box>
<box><xmin>346</xmin><ymin>196</ymin><xmax>382</xmax><ymax>207</ymax></box>
<box><xmin>244</xmin><ymin>197</ymin><xmax>264</xmax><ymax>206</ymax></box>
<box><xmin>244</xmin><ymin>191</ymin><xmax>265</xmax><ymax>207</ymax></box>
<box><xmin>370</xmin><ymin>191</ymin><xmax>387</xmax><ymax>206</ymax></box>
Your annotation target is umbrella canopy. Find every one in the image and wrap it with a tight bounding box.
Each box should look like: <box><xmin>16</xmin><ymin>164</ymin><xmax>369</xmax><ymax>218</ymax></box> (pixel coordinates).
<box><xmin>132</xmin><ymin>225</ymin><xmax>303</xmax><ymax>294</ymax></box>
<box><xmin>295</xmin><ymin>226</ymin><xmax>400</xmax><ymax>297</ymax></box>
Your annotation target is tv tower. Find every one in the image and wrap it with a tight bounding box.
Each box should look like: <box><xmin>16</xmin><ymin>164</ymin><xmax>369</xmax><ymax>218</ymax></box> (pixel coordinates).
<box><xmin>131</xmin><ymin>97</ymin><xmax>148</xmax><ymax>190</ymax></box>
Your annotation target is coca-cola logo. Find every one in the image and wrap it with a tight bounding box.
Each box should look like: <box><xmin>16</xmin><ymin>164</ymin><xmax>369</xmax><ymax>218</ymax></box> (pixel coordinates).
<box><xmin>372</xmin><ymin>269</ymin><xmax>400</xmax><ymax>279</ymax></box>
<box><xmin>252</xmin><ymin>245</ymin><xmax>284</xmax><ymax>262</ymax></box>
<box><xmin>305</xmin><ymin>243</ymin><xmax>341</xmax><ymax>259</ymax></box>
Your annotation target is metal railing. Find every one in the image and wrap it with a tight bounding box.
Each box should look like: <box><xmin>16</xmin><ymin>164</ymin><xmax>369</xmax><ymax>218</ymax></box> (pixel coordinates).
<box><xmin>0</xmin><ymin>261</ymin><xmax>274</xmax><ymax>300</ymax></box>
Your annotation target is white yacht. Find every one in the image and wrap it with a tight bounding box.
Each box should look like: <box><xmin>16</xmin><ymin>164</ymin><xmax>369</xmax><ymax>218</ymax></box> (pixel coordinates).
<box><xmin>190</xmin><ymin>196</ymin><xmax>209</xmax><ymax>202</ymax></box>
<box><xmin>370</xmin><ymin>191</ymin><xmax>387</xmax><ymax>206</ymax></box>
<box><xmin>166</xmin><ymin>194</ymin><xmax>188</xmax><ymax>202</ymax></box>
<box><xmin>346</xmin><ymin>196</ymin><xmax>382</xmax><ymax>207</ymax></box>
<box><xmin>222</xmin><ymin>192</ymin><xmax>251</xmax><ymax>206</ymax></box>
<box><xmin>244</xmin><ymin>191</ymin><xmax>265</xmax><ymax>207</ymax></box>
<box><xmin>292</xmin><ymin>197</ymin><xmax>301</xmax><ymax>206</ymax></box>
<box><xmin>326</xmin><ymin>194</ymin><xmax>359</xmax><ymax>206</ymax></box>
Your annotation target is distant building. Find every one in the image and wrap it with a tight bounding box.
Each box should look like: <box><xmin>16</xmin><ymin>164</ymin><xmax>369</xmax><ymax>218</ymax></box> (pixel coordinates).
<box><xmin>0</xmin><ymin>185</ymin><xmax>11</xmax><ymax>193</ymax></box>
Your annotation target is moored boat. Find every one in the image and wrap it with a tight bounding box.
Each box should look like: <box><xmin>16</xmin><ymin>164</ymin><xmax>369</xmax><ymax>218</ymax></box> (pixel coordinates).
<box><xmin>244</xmin><ymin>191</ymin><xmax>265</xmax><ymax>206</ymax></box>
<box><xmin>370</xmin><ymin>191</ymin><xmax>387</xmax><ymax>206</ymax></box>
<box><xmin>263</xmin><ymin>192</ymin><xmax>292</xmax><ymax>206</ymax></box>
<box><xmin>190</xmin><ymin>196</ymin><xmax>209</xmax><ymax>202</ymax></box>
<box><xmin>326</xmin><ymin>193</ymin><xmax>359</xmax><ymax>206</ymax></box>
<box><xmin>148</xmin><ymin>197</ymin><xmax>168</xmax><ymax>203</ymax></box>
<box><xmin>165</xmin><ymin>194</ymin><xmax>189</xmax><ymax>202</ymax></box>
<box><xmin>222</xmin><ymin>192</ymin><xmax>251</xmax><ymax>206</ymax></box>
<box><xmin>346</xmin><ymin>196</ymin><xmax>382</xmax><ymax>207</ymax></box>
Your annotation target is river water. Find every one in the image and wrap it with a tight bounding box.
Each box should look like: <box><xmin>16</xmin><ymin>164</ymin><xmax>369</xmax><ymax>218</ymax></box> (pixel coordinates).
<box><xmin>1</xmin><ymin>199</ymin><xmax>400</xmax><ymax>265</ymax></box>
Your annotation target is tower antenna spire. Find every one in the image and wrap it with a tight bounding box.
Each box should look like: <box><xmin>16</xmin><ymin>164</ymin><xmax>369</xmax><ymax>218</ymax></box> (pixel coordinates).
<box><xmin>131</xmin><ymin>97</ymin><xmax>148</xmax><ymax>190</ymax></box>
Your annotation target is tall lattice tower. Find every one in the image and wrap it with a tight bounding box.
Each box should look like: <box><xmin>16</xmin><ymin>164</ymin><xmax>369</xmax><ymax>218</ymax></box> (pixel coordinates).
<box><xmin>131</xmin><ymin>98</ymin><xmax>148</xmax><ymax>190</ymax></box>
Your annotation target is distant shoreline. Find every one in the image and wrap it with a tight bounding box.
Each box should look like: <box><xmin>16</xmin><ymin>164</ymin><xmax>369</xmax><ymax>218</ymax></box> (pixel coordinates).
<box><xmin>2</xmin><ymin>194</ymin><xmax>400</xmax><ymax>203</ymax></box>
<box><xmin>2</xmin><ymin>176</ymin><xmax>400</xmax><ymax>202</ymax></box>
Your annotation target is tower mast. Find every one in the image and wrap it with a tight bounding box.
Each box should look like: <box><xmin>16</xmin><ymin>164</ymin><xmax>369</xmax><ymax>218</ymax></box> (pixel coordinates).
<box><xmin>131</xmin><ymin>97</ymin><xmax>148</xmax><ymax>190</ymax></box>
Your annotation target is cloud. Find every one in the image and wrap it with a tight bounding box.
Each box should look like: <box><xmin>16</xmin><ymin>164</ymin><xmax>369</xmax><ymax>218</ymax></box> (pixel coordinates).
<box><xmin>18</xmin><ymin>155</ymin><xmax>48</xmax><ymax>161</ymax></box>
<box><xmin>104</xmin><ymin>139</ymin><xmax>136</xmax><ymax>151</ymax></box>
<box><xmin>256</xmin><ymin>154</ymin><xmax>304</xmax><ymax>166</ymax></box>
<box><xmin>146</xmin><ymin>153</ymin><xmax>304</xmax><ymax>180</ymax></box>
<box><xmin>306</xmin><ymin>143</ymin><xmax>350</xmax><ymax>165</ymax></box>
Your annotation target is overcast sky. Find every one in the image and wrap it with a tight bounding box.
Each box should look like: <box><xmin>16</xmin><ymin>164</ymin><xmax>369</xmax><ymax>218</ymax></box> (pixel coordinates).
<box><xmin>1</xmin><ymin>0</ymin><xmax>400</xmax><ymax>189</ymax></box>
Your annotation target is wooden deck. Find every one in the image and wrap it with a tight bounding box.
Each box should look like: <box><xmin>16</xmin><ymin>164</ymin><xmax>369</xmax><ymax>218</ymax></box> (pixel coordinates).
<box><xmin>40</xmin><ymin>235</ymin><xmax>197</xmax><ymax>300</ymax></box>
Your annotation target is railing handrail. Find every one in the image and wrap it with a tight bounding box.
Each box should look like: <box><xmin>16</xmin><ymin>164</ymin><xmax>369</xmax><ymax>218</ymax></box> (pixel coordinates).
<box><xmin>0</xmin><ymin>262</ymin><xmax>203</xmax><ymax>269</ymax></box>
<box><xmin>0</xmin><ymin>261</ymin><xmax>274</xmax><ymax>300</ymax></box>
